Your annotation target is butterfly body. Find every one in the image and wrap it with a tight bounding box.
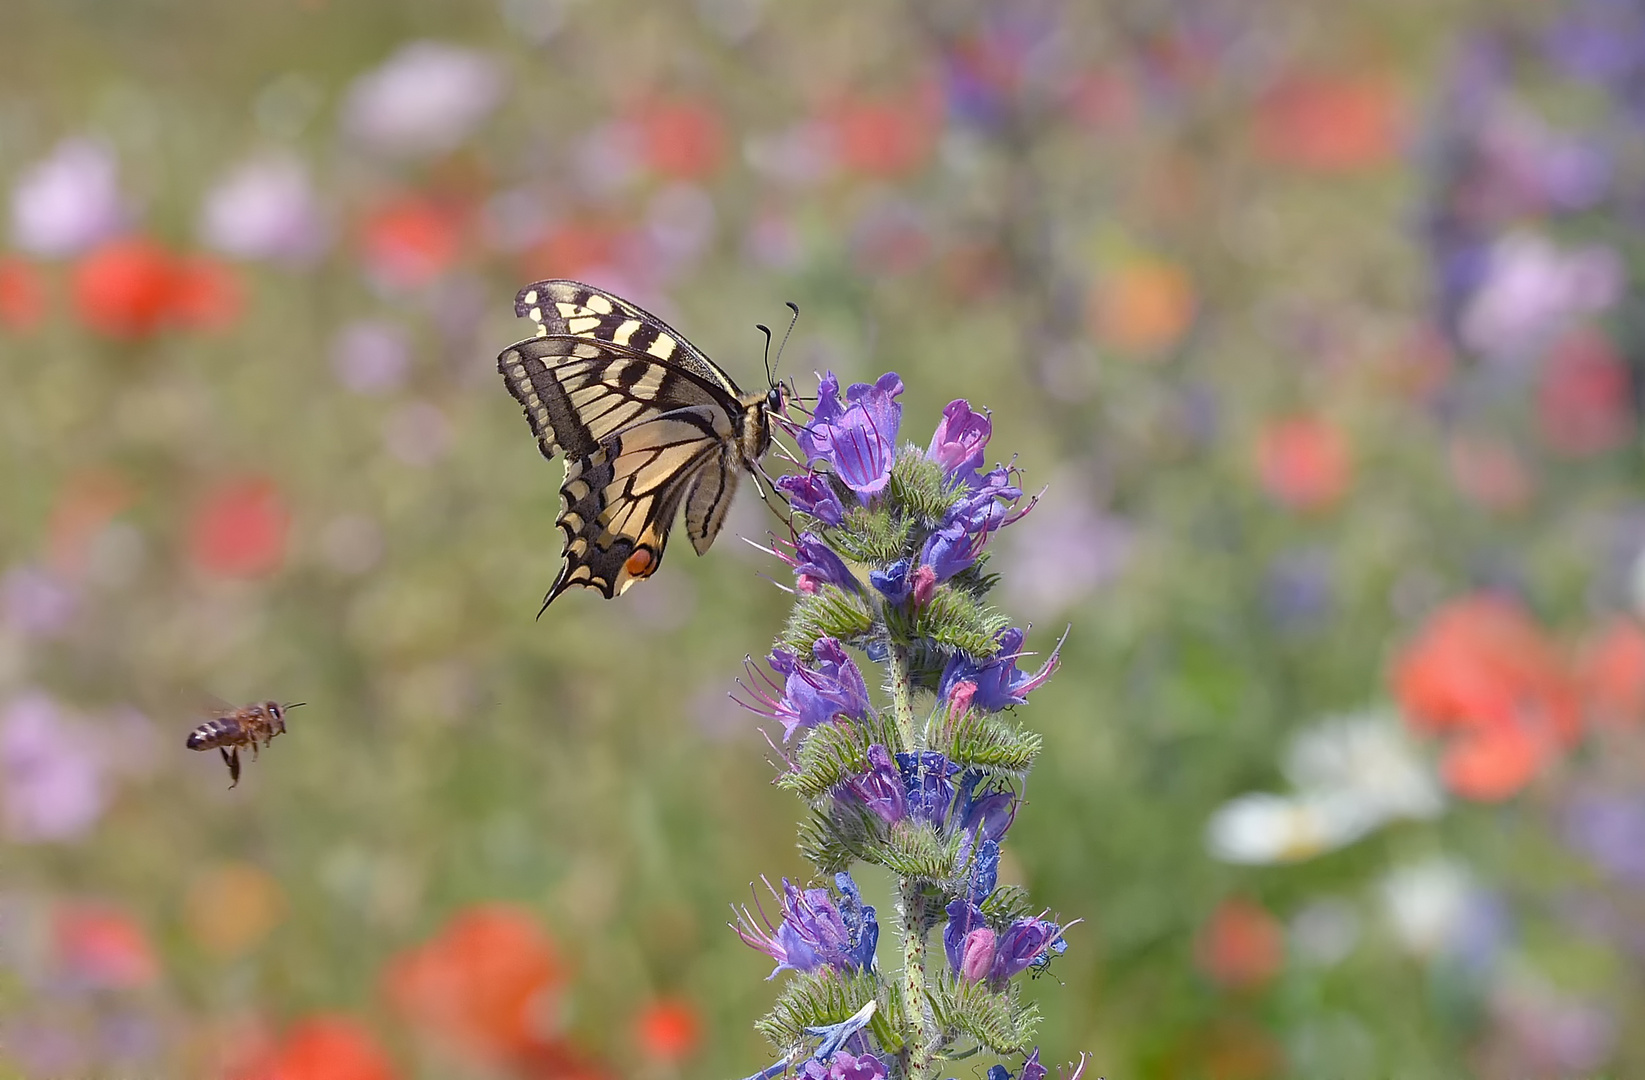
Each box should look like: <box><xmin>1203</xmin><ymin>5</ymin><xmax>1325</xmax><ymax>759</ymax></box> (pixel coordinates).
<box><xmin>498</xmin><ymin>280</ymin><xmax>783</xmax><ymax>606</ymax></box>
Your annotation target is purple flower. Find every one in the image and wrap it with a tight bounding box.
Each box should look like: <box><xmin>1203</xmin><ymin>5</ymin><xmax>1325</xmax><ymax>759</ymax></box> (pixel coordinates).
<box><xmin>921</xmin><ymin>524</ymin><xmax>981</xmax><ymax>582</ymax></box>
<box><xmin>10</xmin><ymin>138</ymin><xmax>130</xmax><ymax>257</ymax></box>
<box><xmin>733</xmin><ymin>874</ymin><xmax>878</xmax><ymax>979</ymax></box>
<box><xmin>927</xmin><ymin>399</ymin><xmax>992</xmax><ymax>476</ymax></box>
<box><xmin>870</xmin><ymin>559</ymin><xmax>911</xmax><ymax>603</ymax></box>
<box><xmin>964</xmin><ymin>839</ymin><xmax>1001</xmax><ymax>903</ymax></box>
<box><xmin>897</xmin><ymin>750</ymin><xmax>961</xmax><ymax>823</ymax></box>
<box><xmin>797</xmin><ymin>372</ymin><xmax>904</xmax><ymax>500</ymax></box>
<box><xmin>944</xmin><ymin>898</ymin><xmax>1069</xmax><ymax>987</ymax></box>
<box><xmin>0</xmin><ymin>692</ymin><xmax>106</xmax><ymax>843</ymax></box>
<box><xmin>775</xmin><ymin>532</ymin><xmax>859</xmax><ymax>594</ymax></box>
<box><xmin>833</xmin><ymin>872</ymin><xmax>879</xmax><ymax>973</ymax></box>
<box><xmin>955</xmin><ymin>774</ymin><xmax>1016</xmax><ymax>854</ymax></box>
<box><xmin>198</xmin><ymin>153</ymin><xmax>328</xmax><ymax>264</ymax></box>
<box><xmin>341</xmin><ymin>42</ymin><xmax>506</xmax><ymax>157</ymax></box>
<box><xmin>939</xmin><ymin>627</ymin><xmax>1064</xmax><ymax>712</ymax></box>
<box><xmin>330</xmin><ymin>319</ymin><xmax>412</xmax><ymax>394</ymax></box>
<box><xmin>1</xmin><ymin>566</ymin><xmax>77</xmax><ymax>638</ymax></box>
<box><xmin>778</xmin><ymin>472</ymin><xmax>846</xmax><ymax>526</ymax></box>
<box><xmin>800</xmin><ymin>1051</ymin><xmax>890</xmax><ymax>1080</ymax></box>
<box><xmin>947</xmin><ymin>463</ymin><xmax>1033</xmax><ymax>538</ymax></box>
<box><xmin>839</xmin><ymin>744</ymin><xmax>907</xmax><ymax>824</ymax></box>
<box><xmin>738</xmin><ymin>638</ymin><xmax>871</xmax><ymax>742</ymax></box>
<box><xmin>1564</xmin><ymin>792</ymin><xmax>1645</xmax><ymax>886</ymax></box>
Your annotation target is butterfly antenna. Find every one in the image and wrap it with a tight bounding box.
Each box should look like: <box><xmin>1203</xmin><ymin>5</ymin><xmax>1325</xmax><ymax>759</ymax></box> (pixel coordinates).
<box><xmin>756</xmin><ymin>323</ymin><xmax>775</xmax><ymax>387</ymax></box>
<box><xmin>771</xmin><ymin>302</ymin><xmax>800</xmax><ymax>383</ymax></box>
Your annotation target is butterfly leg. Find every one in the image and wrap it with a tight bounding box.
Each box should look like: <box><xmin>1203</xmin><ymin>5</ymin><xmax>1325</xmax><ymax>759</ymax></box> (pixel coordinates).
<box><xmin>750</xmin><ymin>462</ymin><xmax>794</xmax><ymax>529</ymax></box>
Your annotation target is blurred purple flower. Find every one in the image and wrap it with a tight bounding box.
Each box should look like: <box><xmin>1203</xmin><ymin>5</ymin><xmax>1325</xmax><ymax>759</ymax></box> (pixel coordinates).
<box><xmin>744</xmin><ymin>122</ymin><xmax>838</xmax><ymax>188</ymax></box>
<box><xmin>1458</xmin><ymin>233</ymin><xmax>1621</xmax><ymax>362</ymax></box>
<box><xmin>927</xmin><ymin>399</ymin><xmax>992</xmax><ymax>476</ymax></box>
<box><xmin>797</xmin><ymin>372</ymin><xmax>904</xmax><ymax>500</ymax></box>
<box><xmin>0</xmin><ymin>566</ymin><xmax>77</xmax><ymax>638</ymax></box>
<box><xmin>383</xmin><ymin>402</ymin><xmax>452</xmax><ymax>467</ymax></box>
<box><xmin>198</xmin><ymin>153</ymin><xmax>328</xmax><ymax>264</ymax></box>
<box><xmin>330</xmin><ymin>318</ymin><xmax>412</xmax><ymax>394</ymax></box>
<box><xmin>1564</xmin><ymin>792</ymin><xmax>1645</xmax><ymax>887</ymax></box>
<box><xmin>1264</xmin><ymin>548</ymin><xmax>1334</xmax><ymax>630</ymax></box>
<box><xmin>736</xmin><ymin>638</ymin><xmax>871</xmax><ymax>742</ymax></box>
<box><xmin>1001</xmin><ymin>493</ymin><xmax>1133</xmax><ymax>620</ymax></box>
<box><xmin>938</xmin><ymin>627</ymin><xmax>1064</xmax><ymax>713</ymax></box>
<box><xmin>10</xmin><ymin>138</ymin><xmax>130</xmax><ymax>257</ymax></box>
<box><xmin>0</xmin><ymin>692</ymin><xmax>105</xmax><ymax>843</ymax></box>
<box><xmin>341</xmin><ymin>41</ymin><xmax>506</xmax><ymax>157</ymax></box>
<box><xmin>645</xmin><ymin>182</ymin><xmax>717</xmax><ymax>270</ymax></box>
<box><xmin>732</xmin><ymin>873</ymin><xmax>877</xmax><ymax>979</ymax></box>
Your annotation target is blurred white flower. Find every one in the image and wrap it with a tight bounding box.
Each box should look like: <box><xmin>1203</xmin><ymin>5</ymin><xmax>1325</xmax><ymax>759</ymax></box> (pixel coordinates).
<box><xmin>1205</xmin><ymin>708</ymin><xmax>1443</xmax><ymax>864</ymax></box>
<box><xmin>10</xmin><ymin>138</ymin><xmax>130</xmax><ymax>256</ymax></box>
<box><xmin>1460</xmin><ymin>231</ymin><xmax>1621</xmax><ymax>362</ymax></box>
<box><xmin>341</xmin><ymin>42</ymin><xmax>506</xmax><ymax>157</ymax></box>
<box><xmin>1379</xmin><ymin>856</ymin><xmax>1472</xmax><ymax>956</ymax></box>
<box><xmin>198</xmin><ymin>152</ymin><xmax>328</xmax><ymax>264</ymax></box>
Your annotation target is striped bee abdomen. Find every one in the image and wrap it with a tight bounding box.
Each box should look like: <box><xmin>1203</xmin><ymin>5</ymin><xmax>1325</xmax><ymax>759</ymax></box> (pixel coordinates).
<box><xmin>186</xmin><ymin>719</ymin><xmax>237</xmax><ymax>750</ymax></box>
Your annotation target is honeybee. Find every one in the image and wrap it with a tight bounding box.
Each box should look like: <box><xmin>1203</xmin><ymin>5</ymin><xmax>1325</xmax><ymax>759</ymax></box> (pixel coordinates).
<box><xmin>185</xmin><ymin>699</ymin><xmax>303</xmax><ymax>787</ymax></box>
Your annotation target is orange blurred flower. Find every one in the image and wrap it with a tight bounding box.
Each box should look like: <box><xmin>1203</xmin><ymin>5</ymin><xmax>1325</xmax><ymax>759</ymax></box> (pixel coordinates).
<box><xmin>48</xmin><ymin>468</ymin><xmax>135</xmax><ymax>575</ymax></box>
<box><xmin>71</xmin><ymin>236</ymin><xmax>178</xmax><ymax>339</ymax></box>
<box><xmin>826</xmin><ymin>88</ymin><xmax>942</xmax><ymax>179</ymax></box>
<box><xmin>0</xmin><ymin>255</ymin><xmax>48</xmax><ymax>331</ymax></box>
<box><xmin>634</xmin><ymin>997</ymin><xmax>700</xmax><ymax>1063</ymax></box>
<box><xmin>1255</xmin><ymin>415</ymin><xmax>1352</xmax><ymax>512</ymax></box>
<box><xmin>188</xmin><ymin>476</ymin><xmax>291</xmax><ymax>579</ymax></box>
<box><xmin>1578</xmin><ymin>617</ymin><xmax>1645</xmax><ymax>726</ymax></box>
<box><xmin>633</xmin><ymin>98</ymin><xmax>727</xmax><ymax>180</ymax></box>
<box><xmin>241</xmin><ymin>1015</ymin><xmax>398</xmax><ymax>1080</ymax></box>
<box><xmin>1393</xmin><ymin>595</ymin><xmax>1580</xmax><ymax>800</ymax></box>
<box><xmin>54</xmin><ymin>901</ymin><xmax>159</xmax><ymax>989</ymax></box>
<box><xmin>187</xmin><ymin>861</ymin><xmax>288</xmax><ymax>958</ymax></box>
<box><xmin>1254</xmin><ymin>71</ymin><xmax>1403</xmax><ymax>172</ymax></box>
<box><xmin>171</xmin><ymin>254</ymin><xmax>246</xmax><ymax>332</ymax></box>
<box><xmin>1538</xmin><ymin>328</ymin><xmax>1633</xmax><ymax>458</ymax></box>
<box><xmin>1089</xmin><ymin>258</ymin><xmax>1195</xmax><ymax>355</ymax></box>
<box><xmin>383</xmin><ymin>903</ymin><xmax>565</xmax><ymax>1066</ymax></box>
<box><xmin>1195</xmin><ymin>897</ymin><xmax>1283</xmax><ymax>991</ymax></box>
<box><xmin>358</xmin><ymin>197</ymin><xmax>462</xmax><ymax>290</ymax></box>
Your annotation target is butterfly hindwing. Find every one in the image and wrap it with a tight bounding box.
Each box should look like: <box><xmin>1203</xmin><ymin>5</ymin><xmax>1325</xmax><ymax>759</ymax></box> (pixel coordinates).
<box><xmin>547</xmin><ymin>408</ymin><xmax>734</xmax><ymax>603</ymax></box>
<box><xmin>514</xmin><ymin>279</ymin><xmax>742</xmax><ymax>397</ymax></box>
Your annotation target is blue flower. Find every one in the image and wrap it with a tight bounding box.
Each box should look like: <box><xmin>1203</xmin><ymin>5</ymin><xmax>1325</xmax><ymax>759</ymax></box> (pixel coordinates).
<box><xmin>947</xmin><ymin>463</ymin><xmax>1031</xmax><ymax>537</ymax></box>
<box><xmin>833</xmin><ymin>871</ymin><xmax>879</xmax><ymax>973</ymax></box>
<box><xmin>869</xmin><ymin>558</ymin><xmax>912</xmax><ymax>603</ymax></box>
<box><xmin>778</xmin><ymin>471</ymin><xmax>847</xmax><ymax>526</ymax></box>
<box><xmin>733</xmin><ymin>874</ymin><xmax>879</xmax><ymax>979</ymax></box>
<box><xmin>921</xmin><ymin>524</ymin><xmax>981</xmax><ymax>582</ymax></box>
<box><xmin>964</xmin><ymin>838</ymin><xmax>1001</xmax><ymax>903</ymax></box>
<box><xmin>943</xmin><ymin>898</ymin><xmax>1071</xmax><ymax>987</ymax></box>
<box><xmin>777</xmin><ymin>531</ymin><xmax>859</xmax><ymax>594</ymax></box>
<box><xmin>838</xmin><ymin>744</ymin><xmax>907</xmax><ymax>824</ymax></box>
<box><xmin>927</xmin><ymin>399</ymin><xmax>992</xmax><ymax>476</ymax></box>
<box><xmin>939</xmin><ymin>627</ymin><xmax>1064</xmax><ymax>712</ymax></box>
<box><xmin>740</xmin><ymin>638</ymin><xmax>872</xmax><ymax>742</ymax></box>
<box><xmin>803</xmin><ymin>999</ymin><xmax>879</xmax><ymax>1063</ymax></box>
<box><xmin>897</xmin><ymin>750</ymin><xmax>962</xmax><ymax>824</ymax></box>
<box><xmin>798</xmin><ymin>371</ymin><xmax>904</xmax><ymax>501</ymax></box>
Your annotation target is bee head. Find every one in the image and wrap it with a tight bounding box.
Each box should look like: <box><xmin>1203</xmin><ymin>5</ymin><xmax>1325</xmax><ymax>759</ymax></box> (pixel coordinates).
<box><xmin>270</xmin><ymin>700</ymin><xmax>305</xmax><ymax>732</ymax></box>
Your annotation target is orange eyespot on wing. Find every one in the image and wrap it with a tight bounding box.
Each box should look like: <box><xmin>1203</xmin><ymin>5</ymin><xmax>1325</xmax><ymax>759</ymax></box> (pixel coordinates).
<box><xmin>625</xmin><ymin>548</ymin><xmax>656</xmax><ymax>578</ymax></box>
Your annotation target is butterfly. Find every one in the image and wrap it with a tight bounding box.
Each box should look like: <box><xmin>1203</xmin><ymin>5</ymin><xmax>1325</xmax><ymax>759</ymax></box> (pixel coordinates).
<box><xmin>497</xmin><ymin>279</ymin><xmax>790</xmax><ymax>610</ymax></box>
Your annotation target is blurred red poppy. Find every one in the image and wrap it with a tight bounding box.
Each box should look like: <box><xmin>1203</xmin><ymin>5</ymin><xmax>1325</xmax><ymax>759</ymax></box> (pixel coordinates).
<box><xmin>71</xmin><ymin>236</ymin><xmax>178</xmax><ymax>339</ymax></box>
<box><xmin>526</xmin><ymin>222</ymin><xmax>620</xmax><ymax>283</ymax></box>
<box><xmin>53</xmin><ymin>901</ymin><xmax>159</xmax><ymax>988</ymax></box>
<box><xmin>189</xmin><ymin>477</ymin><xmax>291</xmax><ymax>579</ymax></box>
<box><xmin>358</xmin><ymin>197</ymin><xmax>461</xmax><ymax>290</ymax></box>
<box><xmin>1393</xmin><ymin>595</ymin><xmax>1580</xmax><ymax>800</ymax></box>
<box><xmin>827</xmin><ymin>88</ymin><xmax>942</xmax><ymax>179</ymax></box>
<box><xmin>1195</xmin><ymin>897</ymin><xmax>1282</xmax><ymax>991</ymax></box>
<box><xmin>1255</xmin><ymin>415</ymin><xmax>1352</xmax><ymax>512</ymax></box>
<box><xmin>1254</xmin><ymin>72</ymin><xmax>1402</xmax><ymax>173</ymax></box>
<box><xmin>1538</xmin><ymin>328</ymin><xmax>1633</xmax><ymax>458</ymax></box>
<box><xmin>0</xmin><ymin>255</ymin><xmax>47</xmax><ymax>331</ymax></box>
<box><xmin>171</xmin><ymin>254</ymin><xmax>246</xmax><ymax>332</ymax></box>
<box><xmin>1578</xmin><ymin>617</ymin><xmax>1645</xmax><ymax>726</ymax></box>
<box><xmin>1066</xmin><ymin>69</ymin><xmax>1136</xmax><ymax>131</ymax></box>
<box><xmin>384</xmin><ymin>903</ymin><xmax>565</xmax><ymax>1066</ymax></box>
<box><xmin>48</xmin><ymin>468</ymin><xmax>135</xmax><ymax>574</ymax></box>
<box><xmin>634</xmin><ymin>98</ymin><xmax>727</xmax><ymax>180</ymax></box>
<box><xmin>241</xmin><ymin>1015</ymin><xmax>398</xmax><ymax>1080</ymax></box>
<box><xmin>635</xmin><ymin>997</ymin><xmax>700</xmax><ymax>1063</ymax></box>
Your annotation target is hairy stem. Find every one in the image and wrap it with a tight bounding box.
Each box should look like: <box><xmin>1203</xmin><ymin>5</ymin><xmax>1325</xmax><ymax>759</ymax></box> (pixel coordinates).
<box><xmin>887</xmin><ymin>643</ymin><xmax>938</xmax><ymax>1079</ymax></box>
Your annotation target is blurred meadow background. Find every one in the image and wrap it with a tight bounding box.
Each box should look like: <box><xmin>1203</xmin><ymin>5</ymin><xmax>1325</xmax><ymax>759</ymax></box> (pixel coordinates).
<box><xmin>4</xmin><ymin>0</ymin><xmax>1645</xmax><ymax>1076</ymax></box>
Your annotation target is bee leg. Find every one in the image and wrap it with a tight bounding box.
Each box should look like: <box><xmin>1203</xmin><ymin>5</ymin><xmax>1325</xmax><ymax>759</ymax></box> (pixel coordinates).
<box><xmin>223</xmin><ymin>747</ymin><xmax>241</xmax><ymax>788</ymax></box>
<box><xmin>250</xmin><ymin>739</ymin><xmax>260</xmax><ymax>761</ymax></box>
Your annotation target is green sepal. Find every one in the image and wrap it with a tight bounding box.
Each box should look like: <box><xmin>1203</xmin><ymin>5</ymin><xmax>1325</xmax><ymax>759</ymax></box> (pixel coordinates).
<box><xmin>890</xmin><ymin>450</ymin><xmax>958</xmax><ymax>524</ymax></box>
<box><xmin>979</xmin><ymin>885</ymin><xmax>1036</xmax><ymax>927</ymax></box>
<box><xmin>779</xmin><ymin>712</ymin><xmax>901</xmax><ymax>803</ymax></box>
<box><xmin>888</xmin><ymin>584</ymin><xmax>1010</xmax><ymax>657</ymax></box>
<box><xmin>935</xmin><ymin>708</ymin><xmax>1042</xmax><ymax>777</ymax></box>
<box><xmin>756</xmin><ymin>969</ymin><xmax>906</xmax><ymax>1057</ymax></box>
<box><xmin>829</xmin><ymin>504</ymin><xmax>914</xmax><ymax>565</ymax></box>
<box><xmin>778</xmin><ymin>584</ymin><xmax>876</xmax><ymax>656</ymax></box>
<box><xmin>797</xmin><ymin>803</ymin><xmax>881</xmax><ymax>873</ymax></box>
<box><xmin>927</xmin><ymin>972</ymin><xmax>1042</xmax><ymax>1056</ymax></box>
<box><xmin>878</xmin><ymin>820</ymin><xmax>963</xmax><ymax>882</ymax></box>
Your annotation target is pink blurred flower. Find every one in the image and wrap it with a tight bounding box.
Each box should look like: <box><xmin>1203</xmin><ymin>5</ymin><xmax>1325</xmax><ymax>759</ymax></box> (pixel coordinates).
<box><xmin>1538</xmin><ymin>327</ymin><xmax>1633</xmax><ymax>457</ymax></box>
<box><xmin>188</xmin><ymin>476</ymin><xmax>291</xmax><ymax>579</ymax></box>
<box><xmin>199</xmin><ymin>153</ymin><xmax>328</xmax><ymax>264</ymax></box>
<box><xmin>1460</xmin><ymin>233</ymin><xmax>1622</xmax><ymax>362</ymax></box>
<box><xmin>1002</xmin><ymin>490</ymin><xmax>1134</xmax><ymax>621</ymax></box>
<box><xmin>1255</xmin><ymin>414</ymin><xmax>1352</xmax><ymax>512</ymax></box>
<box><xmin>330</xmin><ymin>319</ymin><xmax>412</xmax><ymax>394</ymax></box>
<box><xmin>1253</xmin><ymin>71</ymin><xmax>1403</xmax><ymax>173</ymax></box>
<box><xmin>358</xmin><ymin>196</ymin><xmax>462</xmax><ymax>291</ymax></box>
<box><xmin>382</xmin><ymin>402</ymin><xmax>452</xmax><ymax>467</ymax></box>
<box><xmin>10</xmin><ymin>138</ymin><xmax>131</xmax><ymax>257</ymax></box>
<box><xmin>53</xmin><ymin>901</ymin><xmax>159</xmax><ymax>989</ymax></box>
<box><xmin>631</xmin><ymin>98</ymin><xmax>728</xmax><ymax>180</ymax></box>
<box><xmin>0</xmin><ymin>691</ymin><xmax>106</xmax><ymax>842</ymax></box>
<box><xmin>0</xmin><ymin>565</ymin><xmax>77</xmax><ymax>637</ymax></box>
<box><xmin>342</xmin><ymin>42</ymin><xmax>505</xmax><ymax>158</ymax></box>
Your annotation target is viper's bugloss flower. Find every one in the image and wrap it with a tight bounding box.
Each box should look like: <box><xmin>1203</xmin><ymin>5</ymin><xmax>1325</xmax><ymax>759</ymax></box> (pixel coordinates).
<box><xmin>800</xmin><ymin>1049</ymin><xmax>890</xmax><ymax>1080</ymax></box>
<box><xmin>921</xmin><ymin>523</ymin><xmax>982</xmax><ymax>582</ymax></box>
<box><xmin>738</xmin><ymin>638</ymin><xmax>871</xmax><ymax>742</ymax></box>
<box><xmin>940</xmin><ymin>628</ymin><xmax>1064</xmax><ymax>713</ymax></box>
<box><xmin>944</xmin><ymin>900</ymin><xmax>1070</xmax><ymax>987</ymax></box>
<box><xmin>928</xmin><ymin>399</ymin><xmax>992</xmax><ymax>476</ymax></box>
<box><xmin>996</xmin><ymin>1049</ymin><xmax>1084</xmax><ymax>1080</ymax></box>
<box><xmin>870</xmin><ymin>558</ymin><xmax>912</xmax><ymax>603</ymax></box>
<box><xmin>804</xmin><ymin>1000</ymin><xmax>879</xmax><ymax>1063</ymax></box>
<box><xmin>955</xmin><ymin>774</ymin><xmax>1016</xmax><ymax>853</ymax></box>
<box><xmin>778</xmin><ymin>471</ymin><xmax>847</xmax><ymax>526</ymax></box>
<box><xmin>732</xmin><ymin>875</ymin><xmax>878</xmax><ymax>979</ymax></box>
<box><xmin>833</xmin><ymin>872</ymin><xmax>879</xmax><ymax>973</ymax></box>
<box><xmin>948</xmin><ymin>463</ymin><xmax>1034</xmax><ymax>537</ymax></box>
<box><xmin>839</xmin><ymin>744</ymin><xmax>907</xmax><ymax>823</ymax></box>
<box><xmin>965</xmin><ymin>840</ymin><xmax>1001</xmax><ymax>903</ymax></box>
<box><xmin>797</xmin><ymin>371</ymin><xmax>904</xmax><ymax>500</ymax></box>
<box><xmin>899</xmin><ymin>750</ymin><xmax>961</xmax><ymax>823</ymax></box>
<box><xmin>774</xmin><ymin>532</ymin><xmax>859</xmax><ymax>594</ymax></box>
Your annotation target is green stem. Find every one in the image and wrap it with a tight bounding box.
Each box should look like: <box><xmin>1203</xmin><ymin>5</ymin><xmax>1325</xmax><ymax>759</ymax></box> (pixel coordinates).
<box><xmin>886</xmin><ymin>642</ymin><xmax>938</xmax><ymax>1079</ymax></box>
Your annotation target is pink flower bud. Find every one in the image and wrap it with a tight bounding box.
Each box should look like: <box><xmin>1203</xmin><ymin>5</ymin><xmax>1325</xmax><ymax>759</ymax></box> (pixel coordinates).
<box><xmin>959</xmin><ymin>926</ymin><xmax>996</xmax><ymax>982</ymax></box>
<box><xmin>911</xmin><ymin>564</ymin><xmax>937</xmax><ymax>608</ymax></box>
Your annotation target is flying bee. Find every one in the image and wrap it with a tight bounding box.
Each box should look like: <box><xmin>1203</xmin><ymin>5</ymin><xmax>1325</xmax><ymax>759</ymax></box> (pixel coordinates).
<box><xmin>185</xmin><ymin>700</ymin><xmax>303</xmax><ymax>788</ymax></box>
